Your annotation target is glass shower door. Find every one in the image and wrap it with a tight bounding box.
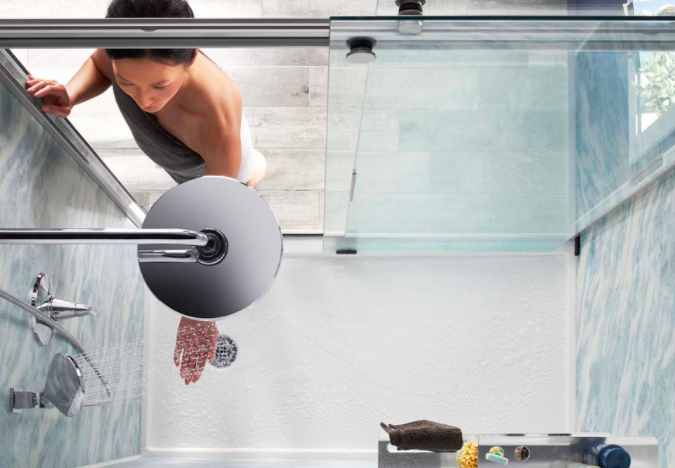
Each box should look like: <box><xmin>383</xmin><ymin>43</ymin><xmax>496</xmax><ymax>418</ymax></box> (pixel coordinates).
<box><xmin>324</xmin><ymin>17</ymin><xmax>675</xmax><ymax>252</ymax></box>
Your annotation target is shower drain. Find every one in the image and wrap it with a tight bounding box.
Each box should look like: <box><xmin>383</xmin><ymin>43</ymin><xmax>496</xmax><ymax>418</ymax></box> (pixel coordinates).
<box><xmin>211</xmin><ymin>334</ymin><xmax>238</xmax><ymax>369</ymax></box>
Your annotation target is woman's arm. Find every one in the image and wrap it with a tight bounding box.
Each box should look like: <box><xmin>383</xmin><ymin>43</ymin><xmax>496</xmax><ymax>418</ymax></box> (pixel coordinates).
<box><xmin>66</xmin><ymin>49</ymin><xmax>113</xmax><ymax>106</ymax></box>
<box><xmin>26</xmin><ymin>49</ymin><xmax>113</xmax><ymax>118</ymax></box>
<box><xmin>202</xmin><ymin>132</ymin><xmax>242</xmax><ymax>179</ymax></box>
<box><xmin>198</xmin><ymin>87</ymin><xmax>245</xmax><ymax>180</ymax></box>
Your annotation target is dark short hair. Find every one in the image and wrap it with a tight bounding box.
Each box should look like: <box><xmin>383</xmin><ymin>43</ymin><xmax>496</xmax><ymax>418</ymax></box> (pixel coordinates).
<box><xmin>104</xmin><ymin>0</ymin><xmax>196</xmax><ymax>66</ymax></box>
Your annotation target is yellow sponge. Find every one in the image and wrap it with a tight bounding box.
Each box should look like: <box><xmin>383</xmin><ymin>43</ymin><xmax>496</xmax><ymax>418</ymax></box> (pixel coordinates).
<box><xmin>457</xmin><ymin>441</ymin><xmax>478</xmax><ymax>468</ymax></box>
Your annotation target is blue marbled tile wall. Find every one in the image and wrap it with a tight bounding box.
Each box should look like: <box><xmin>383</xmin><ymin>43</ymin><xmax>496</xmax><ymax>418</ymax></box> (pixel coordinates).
<box><xmin>577</xmin><ymin>167</ymin><xmax>675</xmax><ymax>468</ymax></box>
<box><xmin>0</xmin><ymin>78</ymin><xmax>144</xmax><ymax>465</ymax></box>
<box><xmin>573</xmin><ymin>51</ymin><xmax>630</xmax><ymax>218</ymax></box>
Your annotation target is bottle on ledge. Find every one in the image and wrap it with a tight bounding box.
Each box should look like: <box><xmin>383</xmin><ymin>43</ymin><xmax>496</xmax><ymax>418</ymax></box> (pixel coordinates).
<box><xmin>577</xmin><ymin>443</ymin><xmax>631</xmax><ymax>468</ymax></box>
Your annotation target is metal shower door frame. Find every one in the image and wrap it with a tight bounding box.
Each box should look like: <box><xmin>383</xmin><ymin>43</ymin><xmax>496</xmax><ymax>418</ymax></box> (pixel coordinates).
<box><xmin>0</xmin><ymin>49</ymin><xmax>147</xmax><ymax>227</ymax></box>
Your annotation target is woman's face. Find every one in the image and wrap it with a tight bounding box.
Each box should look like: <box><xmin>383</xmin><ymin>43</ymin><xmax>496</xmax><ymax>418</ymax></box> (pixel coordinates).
<box><xmin>112</xmin><ymin>57</ymin><xmax>190</xmax><ymax>113</ymax></box>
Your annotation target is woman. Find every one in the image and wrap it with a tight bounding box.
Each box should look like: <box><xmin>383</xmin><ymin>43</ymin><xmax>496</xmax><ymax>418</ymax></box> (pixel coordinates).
<box><xmin>25</xmin><ymin>0</ymin><xmax>265</xmax><ymax>386</ymax></box>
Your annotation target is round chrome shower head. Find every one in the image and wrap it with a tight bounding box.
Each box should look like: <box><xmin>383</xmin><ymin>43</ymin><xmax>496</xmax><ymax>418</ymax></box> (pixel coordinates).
<box><xmin>139</xmin><ymin>176</ymin><xmax>283</xmax><ymax>321</ymax></box>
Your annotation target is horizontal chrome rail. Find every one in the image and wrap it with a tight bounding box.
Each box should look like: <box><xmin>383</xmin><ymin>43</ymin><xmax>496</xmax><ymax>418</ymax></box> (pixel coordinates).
<box><xmin>0</xmin><ymin>229</ymin><xmax>209</xmax><ymax>246</ymax></box>
<box><xmin>0</xmin><ymin>18</ymin><xmax>331</xmax><ymax>48</ymax></box>
<box><xmin>2</xmin><ymin>17</ymin><xmax>675</xmax><ymax>50</ymax></box>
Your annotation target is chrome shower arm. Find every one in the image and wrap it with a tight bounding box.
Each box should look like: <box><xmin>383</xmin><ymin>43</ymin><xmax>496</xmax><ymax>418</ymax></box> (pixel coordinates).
<box><xmin>0</xmin><ymin>228</ymin><xmax>209</xmax><ymax>246</ymax></box>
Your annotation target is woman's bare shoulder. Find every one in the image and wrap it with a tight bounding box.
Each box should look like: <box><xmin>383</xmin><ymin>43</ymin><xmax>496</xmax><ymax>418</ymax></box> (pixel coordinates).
<box><xmin>189</xmin><ymin>54</ymin><xmax>242</xmax><ymax>122</ymax></box>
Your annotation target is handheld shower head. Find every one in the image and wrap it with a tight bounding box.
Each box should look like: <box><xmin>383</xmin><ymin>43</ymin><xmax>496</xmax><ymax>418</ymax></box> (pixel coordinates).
<box><xmin>41</xmin><ymin>353</ymin><xmax>85</xmax><ymax>417</ymax></box>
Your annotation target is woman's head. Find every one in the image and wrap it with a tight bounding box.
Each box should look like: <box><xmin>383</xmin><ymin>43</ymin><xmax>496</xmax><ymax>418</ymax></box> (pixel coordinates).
<box><xmin>105</xmin><ymin>0</ymin><xmax>197</xmax><ymax>112</ymax></box>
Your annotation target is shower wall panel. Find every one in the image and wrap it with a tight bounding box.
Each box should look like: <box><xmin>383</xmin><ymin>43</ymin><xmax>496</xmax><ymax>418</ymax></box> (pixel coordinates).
<box><xmin>577</xmin><ymin>167</ymin><xmax>675</xmax><ymax>468</ymax></box>
<box><xmin>0</xmin><ymin>75</ymin><xmax>144</xmax><ymax>467</ymax></box>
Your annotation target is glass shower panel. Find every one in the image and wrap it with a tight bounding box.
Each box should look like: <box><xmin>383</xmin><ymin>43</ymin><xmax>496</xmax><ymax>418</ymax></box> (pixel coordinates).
<box><xmin>325</xmin><ymin>17</ymin><xmax>675</xmax><ymax>252</ymax></box>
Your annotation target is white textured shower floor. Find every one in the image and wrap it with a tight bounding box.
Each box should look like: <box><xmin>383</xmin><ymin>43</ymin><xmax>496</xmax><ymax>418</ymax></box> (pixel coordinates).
<box><xmin>112</xmin><ymin>458</ymin><xmax>375</xmax><ymax>468</ymax></box>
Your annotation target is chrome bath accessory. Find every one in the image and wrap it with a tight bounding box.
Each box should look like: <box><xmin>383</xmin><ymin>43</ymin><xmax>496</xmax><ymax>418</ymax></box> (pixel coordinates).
<box><xmin>30</xmin><ymin>273</ymin><xmax>98</xmax><ymax>346</ymax></box>
<box><xmin>0</xmin><ymin>176</ymin><xmax>284</xmax><ymax>320</ymax></box>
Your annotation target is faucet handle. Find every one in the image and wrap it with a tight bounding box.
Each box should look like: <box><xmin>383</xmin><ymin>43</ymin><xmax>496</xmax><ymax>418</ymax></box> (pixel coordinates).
<box><xmin>29</xmin><ymin>274</ymin><xmax>100</xmax><ymax>347</ymax></box>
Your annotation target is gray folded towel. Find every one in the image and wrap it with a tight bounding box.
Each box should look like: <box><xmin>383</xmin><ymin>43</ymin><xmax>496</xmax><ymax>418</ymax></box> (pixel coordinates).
<box><xmin>380</xmin><ymin>420</ymin><xmax>464</xmax><ymax>452</ymax></box>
